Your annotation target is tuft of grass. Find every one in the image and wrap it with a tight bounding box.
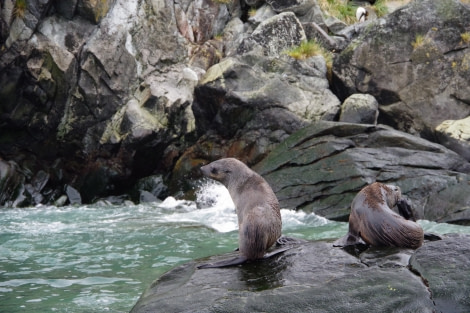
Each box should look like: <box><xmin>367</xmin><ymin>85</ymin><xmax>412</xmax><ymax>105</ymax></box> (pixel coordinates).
<box><xmin>248</xmin><ymin>8</ymin><xmax>257</xmax><ymax>18</ymax></box>
<box><xmin>285</xmin><ymin>40</ymin><xmax>333</xmax><ymax>79</ymax></box>
<box><xmin>412</xmin><ymin>34</ymin><xmax>426</xmax><ymax>49</ymax></box>
<box><xmin>461</xmin><ymin>32</ymin><xmax>470</xmax><ymax>44</ymax></box>
<box><xmin>318</xmin><ymin>0</ymin><xmax>389</xmax><ymax>24</ymax></box>
<box><xmin>318</xmin><ymin>0</ymin><xmax>356</xmax><ymax>24</ymax></box>
<box><xmin>13</xmin><ymin>0</ymin><xmax>27</xmax><ymax>19</ymax></box>
<box><xmin>372</xmin><ymin>0</ymin><xmax>388</xmax><ymax>18</ymax></box>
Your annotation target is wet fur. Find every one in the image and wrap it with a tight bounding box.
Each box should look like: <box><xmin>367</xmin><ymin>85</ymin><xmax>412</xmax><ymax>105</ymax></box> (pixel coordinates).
<box><xmin>198</xmin><ymin>158</ymin><xmax>282</xmax><ymax>268</ymax></box>
<box><xmin>337</xmin><ymin>182</ymin><xmax>424</xmax><ymax>249</ymax></box>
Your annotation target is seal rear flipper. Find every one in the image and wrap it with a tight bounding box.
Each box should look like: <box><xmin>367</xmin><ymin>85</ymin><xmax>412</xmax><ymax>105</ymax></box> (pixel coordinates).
<box><xmin>263</xmin><ymin>246</ymin><xmax>291</xmax><ymax>259</ymax></box>
<box><xmin>333</xmin><ymin>233</ymin><xmax>366</xmax><ymax>247</ymax></box>
<box><xmin>197</xmin><ymin>256</ymin><xmax>248</xmax><ymax>269</ymax></box>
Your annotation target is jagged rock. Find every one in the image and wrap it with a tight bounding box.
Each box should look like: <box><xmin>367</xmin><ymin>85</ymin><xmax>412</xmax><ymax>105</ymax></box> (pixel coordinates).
<box><xmin>171</xmin><ymin>49</ymin><xmax>340</xmax><ymax>193</ymax></box>
<box><xmin>77</xmin><ymin>0</ymin><xmax>115</xmax><ymax>24</ymax></box>
<box><xmin>238</xmin><ymin>12</ymin><xmax>306</xmax><ymax>56</ymax></box>
<box><xmin>266</xmin><ymin>0</ymin><xmax>317</xmax><ymax>16</ymax></box>
<box><xmin>221</xmin><ymin>17</ymin><xmax>247</xmax><ymax>57</ymax></box>
<box><xmin>324</xmin><ymin>15</ymin><xmax>348</xmax><ymax>34</ymax></box>
<box><xmin>65</xmin><ymin>185</ymin><xmax>82</xmax><ymax>205</ymax></box>
<box><xmin>339</xmin><ymin>93</ymin><xmax>379</xmax><ymax>124</ymax></box>
<box><xmin>0</xmin><ymin>159</ymin><xmax>27</xmax><ymax>207</ymax></box>
<box><xmin>409</xmin><ymin>233</ymin><xmax>470</xmax><ymax>312</ymax></box>
<box><xmin>254</xmin><ymin>121</ymin><xmax>470</xmax><ymax>222</ymax></box>
<box><xmin>435</xmin><ymin>116</ymin><xmax>470</xmax><ymax>161</ymax></box>
<box><xmin>333</xmin><ymin>0</ymin><xmax>470</xmax><ymax>139</ymax></box>
<box><xmin>130</xmin><ymin>234</ymin><xmax>470</xmax><ymax>313</ymax></box>
<box><xmin>247</xmin><ymin>4</ymin><xmax>276</xmax><ymax>27</ymax></box>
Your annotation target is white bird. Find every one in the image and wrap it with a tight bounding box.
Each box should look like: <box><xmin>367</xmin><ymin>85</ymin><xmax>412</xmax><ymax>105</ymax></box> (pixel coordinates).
<box><xmin>356</xmin><ymin>7</ymin><xmax>368</xmax><ymax>22</ymax></box>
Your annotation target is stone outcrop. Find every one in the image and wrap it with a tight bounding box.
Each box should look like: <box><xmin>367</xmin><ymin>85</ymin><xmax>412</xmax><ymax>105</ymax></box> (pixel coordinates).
<box><xmin>333</xmin><ymin>0</ymin><xmax>470</xmax><ymax>139</ymax></box>
<box><xmin>130</xmin><ymin>234</ymin><xmax>470</xmax><ymax>313</ymax></box>
<box><xmin>1</xmin><ymin>0</ymin><xmax>469</xmax><ymax>209</ymax></box>
<box><xmin>254</xmin><ymin>121</ymin><xmax>470</xmax><ymax>223</ymax></box>
<box><xmin>435</xmin><ymin>116</ymin><xmax>470</xmax><ymax>161</ymax></box>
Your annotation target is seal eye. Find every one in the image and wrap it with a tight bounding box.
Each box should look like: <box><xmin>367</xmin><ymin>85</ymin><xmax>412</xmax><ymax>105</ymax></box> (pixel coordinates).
<box><xmin>211</xmin><ymin>167</ymin><xmax>218</xmax><ymax>174</ymax></box>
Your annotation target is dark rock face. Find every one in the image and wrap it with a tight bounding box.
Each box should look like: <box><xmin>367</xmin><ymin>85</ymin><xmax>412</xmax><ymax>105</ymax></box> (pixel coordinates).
<box><xmin>254</xmin><ymin>121</ymin><xmax>470</xmax><ymax>222</ymax></box>
<box><xmin>333</xmin><ymin>0</ymin><xmax>470</xmax><ymax>139</ymax></box>
<box><xmin>131</xmin><ymin>234</ymin><xmax>470</xmax><ymax>313</ymax></box>
<box><xmin>409</xmin><ymin>234</ymin><xmax>470</xmax><ymax>313</ymax></box>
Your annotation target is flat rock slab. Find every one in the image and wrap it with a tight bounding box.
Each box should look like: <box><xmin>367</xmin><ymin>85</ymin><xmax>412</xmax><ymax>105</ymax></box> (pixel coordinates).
<box><xmin>130</xmin><ymin>234</ymin><xmax>470</xmax><ymax>313</ymax></box>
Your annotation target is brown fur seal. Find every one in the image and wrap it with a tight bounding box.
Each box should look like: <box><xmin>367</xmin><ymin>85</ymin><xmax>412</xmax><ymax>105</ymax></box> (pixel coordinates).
<box><xmin>335</xmin><ymin>182</ymin><xmax>424</xmax><ymax>249</ymax></box>
<box><xmin>197</xmin><ymin>158</ymin><xmax>283</xmax><ymax>269</ymax></box>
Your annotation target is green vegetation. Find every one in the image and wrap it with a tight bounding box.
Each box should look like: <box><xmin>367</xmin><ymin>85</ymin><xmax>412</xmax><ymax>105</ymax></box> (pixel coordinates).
<box><xmin>461</xmin><ymin>32</ymin><xmax>470</xmax><ymax>44</ymax></box>
<box><xmin>248</xmin><ymin>8</ymin><xmax>257</xmax><ymax>18</ymax></box>
<box><xmin>318</xmin><ymin>0</ymin><xmax>356</xmax><ymax>24</ymax></box>
<box><xmin>13</xmin><ymin>0</ymin><xmax>27</xmax><ymax>19</ymax></box>
<box><xmin>373</xmin><ymin>0</ymin><xmax>388</xmax><ymax>18</ymax></box>
<box><xmin>318</xmin><ymin>0</ymin><xmax>389</xmax><ymax>24</ymax></box>
<box><xmin>412</xmin><ymin>34</ymin><xmax>426</xmax><ymax>49</ymax></box>
<box><xmin>285</xmin><ymin>40</ymin><xmax>333</xmax><ymax>79</ymax></box>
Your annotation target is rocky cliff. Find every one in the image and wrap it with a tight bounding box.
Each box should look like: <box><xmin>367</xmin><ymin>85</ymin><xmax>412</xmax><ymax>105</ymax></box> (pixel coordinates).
<box><xmin>1</xmin><ymin>0</ymin><xmax>469</xmax><ymax>224</ymax></box>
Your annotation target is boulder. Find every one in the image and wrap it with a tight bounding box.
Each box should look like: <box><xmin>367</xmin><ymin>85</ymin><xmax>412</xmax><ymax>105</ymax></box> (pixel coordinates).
<box><xmin>435</xmin><ymin>116</ymin><xmax>470</xmax><ymax>161</ymax></box>
<box><xmin>238</xmin><ymin>12</ymin><xmax>306</xmax><ymax>56</ymax></box>
<box><xmin>130</xmin><ymin>234</ymin><xmax>470</xmax><ymax>313</ymax></box>
<box><xmin>0</xmin><ymin>159</ymin><xmax>27</xmax><ymax>207</ymax></box>
<box><xmin>339</xmin><ymin>93</ymin><xmax>379</xmax><ymax>124</ymax></box>
<box><xmin>254</xmin><ymin>121</ymin><xmax>470</xmax><ymax>222</ymax></box>
<box><xmin>332</xmin><ymin>0</ymin><xmax>470</xmax><ymax>139</ymax></box>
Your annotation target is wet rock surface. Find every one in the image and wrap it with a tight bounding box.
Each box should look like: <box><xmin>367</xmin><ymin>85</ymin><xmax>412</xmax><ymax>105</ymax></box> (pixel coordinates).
<box><xmin>254</xmin><ymin>121</ymin><xmax>470</xmax><ymax>222</ymax></box>
<box><xmin>131</xmin><ymin>234</ymin><xmax>470</xmax><ymax>313</ymax></box>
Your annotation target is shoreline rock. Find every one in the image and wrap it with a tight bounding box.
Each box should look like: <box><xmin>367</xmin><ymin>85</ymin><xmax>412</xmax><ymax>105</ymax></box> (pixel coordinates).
<box><xmin>130</xmin><ymin>233</ymin><xmax>470</xmax><ymax>313</ymax></box>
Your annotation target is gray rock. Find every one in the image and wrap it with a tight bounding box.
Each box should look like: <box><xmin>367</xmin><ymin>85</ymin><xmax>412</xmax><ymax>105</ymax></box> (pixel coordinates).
<box><xmin>131</xmin><ymin>234</ymin><xmax>470</xmax><ymax>313</ymax></box>
<box><xmin>65</xmin><ymin>185</ymin><xmax>82</xmax><ymax>205</ymax></box>
<box><xmin>247</xmin><ymin>4</ymin><xmax>276</xmax><ymax>27</ymax></box>
<box><xmin>254</xmin><ymin>121</ymin><xmax>470</xmax><ymax>222</ymax></box>
<box><xmin>435</xmin><ymin>116</ymin><xmax>470</xmax><ymax>161</ymax></box>
<box><xmin>339</xmin><ymin>93</ymin><xmax>379</xmax><ymax>124</ymax></box>
<box><xmin>238</xmin><ymin>12</ymin><xmax>306</xmax><ymax>57</ymax></box>
<box><xmin>266</xmin><ymin>0</ymin><xmax>317</xmax><ymax>16</ymax></box>
<box><xmin>409</xmin><ymin>234</ymin><xmax>470</xmax><ymax>312</ymax></box>
<box><xmin>333</xmin><ymin>0</ymin><xmax>470</xmax><ymax>138</ymax></box>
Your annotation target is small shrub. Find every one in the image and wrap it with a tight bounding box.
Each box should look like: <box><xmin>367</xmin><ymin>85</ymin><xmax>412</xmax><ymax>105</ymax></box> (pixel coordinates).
<box><xmin>13</xmin><ymin>0</ymin><xmax>27</xmax><ymax>19</ymax></box>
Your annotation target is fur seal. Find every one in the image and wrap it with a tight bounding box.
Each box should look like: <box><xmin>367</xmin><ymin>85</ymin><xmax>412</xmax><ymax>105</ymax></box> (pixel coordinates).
<box><xmin>335</xmin><ymin>182</ymin><xmax>424</xmax><ymax>249</ymax></box>
<box><xmin>197</xmin><ymin>158</ymin><xmax>283</xmax><ymax>269</ymax></box>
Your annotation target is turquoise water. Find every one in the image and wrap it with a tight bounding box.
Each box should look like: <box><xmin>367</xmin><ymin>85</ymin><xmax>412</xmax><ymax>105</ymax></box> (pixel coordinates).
<box><xmin>1</xmin><ymin>182</ymin><xmax>469</xmax><ymax>312</ymax></box>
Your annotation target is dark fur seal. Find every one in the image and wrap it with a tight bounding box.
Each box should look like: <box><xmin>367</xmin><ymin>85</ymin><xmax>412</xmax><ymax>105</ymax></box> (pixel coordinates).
<box><xmin>197</xmin><ymin>158</ymin><xmax>283</xmax><ymax>269</ymax></box>
<box><xmin>335</xmin><ymin>182</ymin><xmax>424</xmax><ymax>249</ymax></box>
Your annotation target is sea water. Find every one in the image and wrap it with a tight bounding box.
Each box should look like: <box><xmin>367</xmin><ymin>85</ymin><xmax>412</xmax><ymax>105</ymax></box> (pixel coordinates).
<box><xmin>1</xmin><ymin>181</ymin><xmax>469</xmax><ymax>313</ymax></box>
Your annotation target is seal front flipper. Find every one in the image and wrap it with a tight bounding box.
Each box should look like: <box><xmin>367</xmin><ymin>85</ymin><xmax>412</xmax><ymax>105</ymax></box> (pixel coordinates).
<box><xmin>197</xmin><ymin>256</ymin><xmax>248</xmax><ymax>269</ymax></box>
<box><xmin>424</xmin><ymin>232</ymin><xmax>442</xmax><ymax>241</ymax></box>
<box><xmin>333</xmin><ymin>233</ymin><xmax>366</xmax><ymax>247</ymax></box>
<box><xmin>397</xmin><ymin>198</ymin><xmax>416</xmax><ymax>221</ymax></box>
